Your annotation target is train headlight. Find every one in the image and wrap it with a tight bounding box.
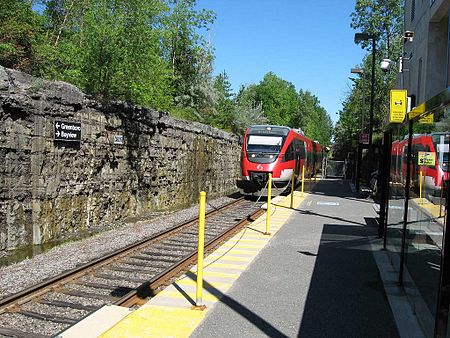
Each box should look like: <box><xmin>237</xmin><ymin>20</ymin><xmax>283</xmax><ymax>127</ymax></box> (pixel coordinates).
<box><xmin>251</xmin><ymin>154</ymin><xmax>256</xmax><ymax>158</ymax></box>
<box><xmin>269</xmin><ymin>155</ymin><xmax>274</xmax><ymax>159</ymax></box>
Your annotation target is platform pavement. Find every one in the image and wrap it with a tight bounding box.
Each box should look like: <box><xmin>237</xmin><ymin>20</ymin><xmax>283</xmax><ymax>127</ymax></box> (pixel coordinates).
<box><xmin>191</xmin><ymin>178</ymin><xmax>423</xmax><ymax>338</ymax></box>
<box><xmin>61</xmin><ymin>178</ymin><xmax>425</xmax><ymax>337</ymax></box>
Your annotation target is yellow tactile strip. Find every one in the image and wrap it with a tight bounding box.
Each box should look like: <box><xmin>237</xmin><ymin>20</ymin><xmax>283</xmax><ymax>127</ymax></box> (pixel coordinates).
<box><xmin>410</xmin><ymin>197</ymin><xmax>445</xmax><ymax>220</ymax></box>
<box><xmin>100</xmin><ymin>191</ymin><xmax>308</xmax><ymax>338</ymax></box>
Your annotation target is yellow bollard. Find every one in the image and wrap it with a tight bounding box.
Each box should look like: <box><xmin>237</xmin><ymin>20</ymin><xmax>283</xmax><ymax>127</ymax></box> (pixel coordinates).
<box><xmin>265</xmin><ymin>173</ymin><xmax>272</xmax><ymax>236</ymax></box>
<box><xmin>440</xmin><ymin>176</ymin><xmax>444</xmax><ymax>217</ymax></box>
<box><xmin>419</xmin><ymin>171</ymin><xmax>423</xmax><ymax>204</ymax></box>
<box><xmin>290</xmin><ymin>170</ymin><xmax>295</xmax><ymax>209</ymax></box>
<box><xmin>301</xmin><ymin>165</ymin><xmax>305</xmax><ymax>197</ymax></box>
<box><xmin>195</xmin><ymin>191</ymin><xmax>207</xmax><ymax>309</ymax></box>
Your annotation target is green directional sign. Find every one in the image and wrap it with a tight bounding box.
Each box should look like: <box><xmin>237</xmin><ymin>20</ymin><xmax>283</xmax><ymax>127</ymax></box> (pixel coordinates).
<box><xmin>418</xmin><ymin>151</ymin><xmax>435</xmax><ymax>166</ymax></box>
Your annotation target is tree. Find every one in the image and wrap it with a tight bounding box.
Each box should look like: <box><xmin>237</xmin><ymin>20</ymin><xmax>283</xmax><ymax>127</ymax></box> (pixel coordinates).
<box><xmin>255</xmin><ymin>72</ymin><xmax>299</xmax><ymax>126</ymax></box>
<box><xmin>212</xmin><ymin>71</ymin><xmax>235</xmax><ymax>129</ymax></box>
<box><xmin>0</xmin><ymin>0</ymin><xmax>43</xmax><ymax>73</ymax></box>
<box><xmin>161</xmin><ymin>0</ymin><xmax>216</xmax><ymax>109</ymax></box>
<box><xmin>38</xmin><ymin>0</ymin><xmax>175</xmax><ymax>109</ymax></box>
<box><xmin>351</xmin><ymin>0</ymin><xmax>404</xmax><ymax>58</ymax></box>
<box><xmin>232</xmin><ymin>84</ymin><xmax>267</xmax><ymax>134</ymax></box>
<box><xmin>334</xmin><ymin>0</ymin><xmax>404</xmax><ymax>158</ymax></box>
<box><xmin>297</xmin><ymin>90</ymin><xmax>333</xmax><ymax>146</ymax></box>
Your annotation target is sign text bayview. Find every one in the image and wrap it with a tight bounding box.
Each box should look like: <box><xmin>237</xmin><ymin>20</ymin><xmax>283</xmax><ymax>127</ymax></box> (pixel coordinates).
<box><xmin>54</xmin><ymin>120</ymin><xmax>81</xmax><ymax>142</ymax></box>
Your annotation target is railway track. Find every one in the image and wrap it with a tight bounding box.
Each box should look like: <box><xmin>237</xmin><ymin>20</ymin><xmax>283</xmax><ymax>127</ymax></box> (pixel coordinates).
<box><xmin>0</xmin><ymin>197</ymin><xmax>264</xmax><ymax>338</ymax></box>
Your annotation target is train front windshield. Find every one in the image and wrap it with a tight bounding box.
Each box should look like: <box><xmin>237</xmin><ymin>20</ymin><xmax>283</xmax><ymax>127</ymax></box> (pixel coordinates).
<box><xmin>246</xmin><ymin>135</ymin><xmax>284</xmax><ymax>153</ymax></box>
<box><xmin>245</xmin><ymin>126</ymin><xmax>289</xmax><ymax>164</ymax></box>
<box><xmin>433</xmin><ymin>134</ymin><xmax>450</xmax><ymax>172</ymax></box>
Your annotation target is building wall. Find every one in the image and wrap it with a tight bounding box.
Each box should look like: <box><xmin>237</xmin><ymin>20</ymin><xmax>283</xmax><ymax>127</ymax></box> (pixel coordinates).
<box><xmin>404</xmin><ymin>0</ymin><xmax>450</xmax><ymax>104</ymax></box>
<box><xmin>0</xmin><ymin>66</ymin><xmax>241</xmax><ymax>251</ymax></box>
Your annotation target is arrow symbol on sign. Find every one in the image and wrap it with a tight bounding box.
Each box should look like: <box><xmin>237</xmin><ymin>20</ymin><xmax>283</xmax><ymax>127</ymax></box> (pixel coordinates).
<box><xmin>56</xmin><ymin>131</ymin><xmax>60</xmax><ymax>137</ymax></box>
<box><xmin>56</xmin><ymin>122</ymin><xmax>60</xmax><ymax>128</ymax></box>
<box><xmin>394</xmin><ymin>100</ymin><xmax>403</xmax><ymax>105</ymax></box>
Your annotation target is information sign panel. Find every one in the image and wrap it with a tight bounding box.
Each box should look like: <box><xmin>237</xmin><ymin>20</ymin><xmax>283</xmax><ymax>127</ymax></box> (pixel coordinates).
<box><xmin>390</xmin><ymin>90</ymin><xmax>407</xmax><ymax>123</ymax></box>
<box><xmin>54</xmin><ymin>120</ymin><xmax>81</xmax><ymax>142</ymax></box>
<box><xmin>418</xmin><ymin>151</ymin><xmax>436</xmax><ymax>166</ymax></box>
<box><xmin>359</xmin><ymin>133</ymin><xmax>369</xmax><ymax>144</ymax></box>
<box><xmin>419</xmin><ymin>113</ymin><xmax>434</xmax><ymax>124</ymax></box>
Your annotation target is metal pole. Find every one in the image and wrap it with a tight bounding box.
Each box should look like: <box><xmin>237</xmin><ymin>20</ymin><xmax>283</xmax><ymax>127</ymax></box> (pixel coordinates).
<box><xmin>369</xmin><ymin>37</ymin><xmax>376</xmax><ymax>148</ymax></box>
<box><xmin>301</xmin><ymin>165</ymin><xmax>305</xmax><ymax>197</ymax></box>
<box><xmin>399</xmin><ymin>120</ymin><xmax>413</xmax><ymax>286</ymax></box>
<box><xmin>383</xmin><ymin>130</ymin><xmax>392</xmax><ymax>249</ymax></box>
<box><xmin>265</xmin><ymin>173</ymin><xmax>272</xmax><ymax>236</ymax></box>
<box><xmin>290</xmin><ymin>170</ymin><xmax>295</xmax><ymax>209</ymax></box>
<box><xmin>419</xmin><ymin>171</ymin><xmax>423</xmax><ymax>204</ymax></box>
<box><xmin>434</xmin><ymin>176</ymin><xmax>450</xmax><ymax>337</ymax></box>
<box><xmin>440</xmin><ymin>176</ymin><xmax>444</xmax><ymax>218</ymax></box>
<box><xmin>195</xmin><ymin>191</ymin><xmax>206</xmax><ymax>309</ymax></box>
<box><xmin>379</xmin><ymin>130</ymin><xmax>391</xmax><ymax>239</ymax></box>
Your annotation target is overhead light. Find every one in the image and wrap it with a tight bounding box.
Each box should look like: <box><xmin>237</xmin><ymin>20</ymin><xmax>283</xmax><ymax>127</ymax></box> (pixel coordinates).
<box><xmin>351</xmin><ymin>68</ymin><xmax>364</xmax><ymax>74</ymax></box>
<box><xmin>380</xmin><ymin>59</ymin><xmax>395</xmax><ymax>71</ymax></box>
<box><xmin>354</xmin><ymin>32</ymin><xmax>372</xmax><ymax>43</ymax></box>
<box><xmin>403</xmin><ymin>31</ymin><xmax>414</xmax><ymax>43</ymax></box>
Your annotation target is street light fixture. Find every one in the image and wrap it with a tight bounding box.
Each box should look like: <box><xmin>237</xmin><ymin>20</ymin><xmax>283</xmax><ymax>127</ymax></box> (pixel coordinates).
<box><xmin>351</xmin><ymin>68</ymin><xmax>364</xmax><ymax>75</ymax></box>
<box><xmin>354</xmin><ymin>32</ymin><xmax>376</xmax><ymax>147</ymax></box>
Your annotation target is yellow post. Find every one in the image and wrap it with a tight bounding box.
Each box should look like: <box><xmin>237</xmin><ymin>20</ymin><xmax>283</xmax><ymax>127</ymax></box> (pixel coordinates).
<box><xmin>195</xmin><ymin>191</ymin><xmax>206</xmax><ymax>309</ymax></box>
<box><xmin>290</xmin><ymin>170</ymin><xmax>295</xmax><ymax>209</ymax></box>
<box><xmin>301</xmin><ymin>165</ymin><xmax>305</xmax><ymax>197</ymax></box>
<box><xmin>265</xmin><ymin>173</ymin><xmax>272</xmax><ymax>235</ymax></box>
<box><xmin>419</xmin><ymin>171</ymin><xmax>423</xmax><ymax>204</ymax></box>
<box><xmin>440</xmin><ymin>176</ymin><xmax>444</xmax><ymax>217</ymax></box>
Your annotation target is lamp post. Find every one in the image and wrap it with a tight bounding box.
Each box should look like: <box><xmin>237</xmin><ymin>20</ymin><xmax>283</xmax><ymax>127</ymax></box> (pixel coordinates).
<box><xmin>354</xmin><ymin>33</ymin><xmax>376</xmax><ymax>148</ymax></box>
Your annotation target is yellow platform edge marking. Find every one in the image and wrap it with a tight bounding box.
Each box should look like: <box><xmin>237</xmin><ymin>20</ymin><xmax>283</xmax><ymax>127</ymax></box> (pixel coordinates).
<box><xmin>99</xmin><ymin>305</ymin><xmax>206</xmax><ymax>338</ymax></box>
<box><xmin>175</xmin><ymin>279</ymin><xmax>232</xmax><ymax>288</ymax></box>
<box><xmin>411</xmin><ymin>197</ymin><xmax>444</xmax><ymax>219</ymax></box>
<box><xmin>100</xmin><ymin>191</ymin><xmax>308</xmax><ymax>338</ymax></box>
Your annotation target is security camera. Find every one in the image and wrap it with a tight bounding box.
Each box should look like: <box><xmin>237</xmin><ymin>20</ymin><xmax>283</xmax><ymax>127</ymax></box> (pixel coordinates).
<box><xmin>403</xmin><ymin>31</ymin><xmax>414</xmax><ymax>43</ymax></box>
<box><xmin>380</xmin><ymin>59</ymin><xmax>393</xmax><ymax>71</ymax></box>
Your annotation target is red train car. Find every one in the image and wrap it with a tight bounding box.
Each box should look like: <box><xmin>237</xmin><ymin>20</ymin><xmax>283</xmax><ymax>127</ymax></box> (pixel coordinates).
<box><xmin>237</xmin><ymin>125</ymin><xmax>323</xmax><ymax>195</ymax></box>
<box><xmin>390</xmin><ymin>132</ymin><xmax>450</xmax><ymax>194</ymax></box>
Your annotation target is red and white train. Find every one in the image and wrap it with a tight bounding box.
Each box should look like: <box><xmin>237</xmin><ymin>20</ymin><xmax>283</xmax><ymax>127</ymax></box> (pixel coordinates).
<box><xmin>237</xmin><ymin>125</ymin><xmax>324</xmax><ymax>195</ymax></box>
<box><xmin>390</xmin><ymin>132</ymin><xmax>450</xmax><ymax>194</ymax></box>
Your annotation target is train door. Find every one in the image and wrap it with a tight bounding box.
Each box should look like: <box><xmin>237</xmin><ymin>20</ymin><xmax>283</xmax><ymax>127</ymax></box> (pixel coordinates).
<box><xmin>294</xmin><ymin>139</ymin><xmax>306</xmax><ymax>177</ymax></box>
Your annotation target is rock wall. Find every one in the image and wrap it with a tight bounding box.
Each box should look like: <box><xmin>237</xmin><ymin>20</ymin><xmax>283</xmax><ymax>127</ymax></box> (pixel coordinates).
<box><xmin>0</xmin><ymin>66</ymin><xmax>241</xmax><ymax>250</ymax></box>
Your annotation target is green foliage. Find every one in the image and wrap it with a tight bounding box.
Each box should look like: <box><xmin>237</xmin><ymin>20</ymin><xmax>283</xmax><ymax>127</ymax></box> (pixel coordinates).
<box><xmin>334</xmin><ymin>0</ymin><xmax>404</xmax><ymax>159</ymax></box>
<box><xmin>1</xmin><ymin>0</ymin><xmax>332</xmax><ymax>144</ymax></box>
<box><xmin>351</xmin><ymin>0</ymin><xmax>404</xmax><ymax>57</ymax></box>
<box><xmin>297</xmin><ymin>90</ymin><xmax>333</xmax><ymax>146</ymax></box>
<box><xmin>0</xmin><ymin>0</ymin><xmax>43</xmax><ymax>73</ymax></box>
<box><xmin>162</xmin><ymin>0</ymin><xmax>216</xmax><ymax>111</ymax></box>
<box><xmin>254</xmin><ymin>72</ymin><xmax>299</xmax><ymax>126</ymax></box>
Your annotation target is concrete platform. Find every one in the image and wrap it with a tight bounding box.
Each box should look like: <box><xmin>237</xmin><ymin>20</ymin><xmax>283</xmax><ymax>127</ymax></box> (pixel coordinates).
<box><xmin>58</xmin><ymin>305</ymin><xmax>131</xmax><ymax>337</ymax></box>
<box><xmin>62</xmin><ymin>179</ymin><xmax>424</xmax><ymax>337</ymax></box>
<box><xmin>64</xmin><ymin>190</ymin><xmax>307</xmax><ymax>337</ymax></box>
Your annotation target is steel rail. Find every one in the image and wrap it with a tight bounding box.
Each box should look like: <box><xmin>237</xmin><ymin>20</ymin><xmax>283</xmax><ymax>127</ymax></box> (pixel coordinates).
<box><xmin>0</xmin><ymin>196</ymin><xmax>245</xmax><ymax>313</ymax></box>
<box><xmin>116</xmin><ymin>207</ymin><xmax>265</xmax><ymax>307</ymax></box>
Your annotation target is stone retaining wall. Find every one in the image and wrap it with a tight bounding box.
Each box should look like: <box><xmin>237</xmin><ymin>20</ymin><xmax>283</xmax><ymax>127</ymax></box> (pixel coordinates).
<box><xmin>0</xmin><ymin>66</ymin><xmax>241</xmax><ymax>250</ymax></box>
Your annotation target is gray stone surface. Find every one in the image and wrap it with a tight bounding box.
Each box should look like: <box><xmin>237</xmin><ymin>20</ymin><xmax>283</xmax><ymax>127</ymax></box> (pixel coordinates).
<box><xmin>191</xmin><ymin>179</ymin><xmax>401</xmax><ymax>338</ymax></box>
<box><xmin>0</xmin><ymin>66</ymin><xmax>241</xmax><ymax>250</ymax></box>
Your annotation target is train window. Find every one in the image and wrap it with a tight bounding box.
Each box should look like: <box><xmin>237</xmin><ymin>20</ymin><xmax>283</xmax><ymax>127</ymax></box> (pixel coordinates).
<box><xmin>283</xmin><ymin>143</ymin><xmax>295</xmax><ymax>162</ymax></box>
<box><xmin>296</xmin><ymin>140</ymin><xmax>306</xmax><ymax>159</ymax></box>
<box><xmin>403</xmin><ymin>146</ymin><xmax>409</xmax><ymax>163</ymax></box>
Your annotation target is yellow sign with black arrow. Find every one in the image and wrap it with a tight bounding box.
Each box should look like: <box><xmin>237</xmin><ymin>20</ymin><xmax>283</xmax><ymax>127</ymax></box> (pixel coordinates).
<box><xmin>418</xmin><ymin>151</ymin><xmax>435</xmax><ymax>166</ymax></box>
<box><xmin>390</xmin><ymin>90</ymin><xmax>407</xmax><ymax>123</ymax></box>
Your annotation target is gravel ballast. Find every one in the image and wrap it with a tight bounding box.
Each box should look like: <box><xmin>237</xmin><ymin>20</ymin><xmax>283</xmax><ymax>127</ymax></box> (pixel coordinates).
<box><xmin>0</xmin><ymin>196</ymin><xmax>236</xmax><ymax>299</ymax></box>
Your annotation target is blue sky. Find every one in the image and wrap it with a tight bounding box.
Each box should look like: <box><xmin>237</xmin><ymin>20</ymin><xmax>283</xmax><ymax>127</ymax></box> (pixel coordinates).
<box><xmin>196</xmin><ymin>0</ymin><xmax>367</xmax><ymax>124</ymax></box>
